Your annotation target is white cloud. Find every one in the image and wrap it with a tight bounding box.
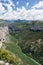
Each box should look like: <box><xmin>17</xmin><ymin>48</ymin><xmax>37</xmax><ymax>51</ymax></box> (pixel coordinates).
<box><xmin>2</xmin><ymin>0</ymin><xmax>15</xmax><ymax>12</ymax></box>
<box><xmin>0</xmin><ymin>0</ymin><xmax>43</xmax><ymax>20</ymax></box>
<box><xmin>5</xmin><ymin>4</ymin><xmax>13</xmax><ymax>12</ymax></box>
<box><xmin>0</xmin><ymin>3</ymin><xmax>5</xmax><ymax>15</ymax></box>
<box><xmin>26</xmin><ymin>2</ymin><xmax>29</xmax><ymax>6</ymax></box>
<box><xmin>9</xmin><ymin>0</ymin><xmax>15</xmax><ymax>6</ymax></box>
<box><xmin>1</xmin><ymin>6</ymin><xmax>43</xmax><ymax>20</ymax></box>
<box><xmin>32</xmin><ymin>1</ymin><xmax>43</xmax><ymax>9</ymax></box>
<box><xmin>16</xmin><ymin>1</ymin><xmax>19</xmax><ymax>5</ymax></box>
<box><xmin>28</xmin><ymin>9</ymin><xmax>43</xmax><ymax>20</ymax></box>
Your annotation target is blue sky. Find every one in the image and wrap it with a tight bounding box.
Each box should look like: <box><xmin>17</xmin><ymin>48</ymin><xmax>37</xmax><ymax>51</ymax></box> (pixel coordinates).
<box><xmin>0</xmin><ymin>0</ymin><xmax>43</xmax><ymax>20</ymax></box>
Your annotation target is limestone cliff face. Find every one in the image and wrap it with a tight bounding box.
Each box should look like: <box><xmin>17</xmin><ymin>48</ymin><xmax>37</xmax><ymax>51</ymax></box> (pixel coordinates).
<box><xmin>0</xmin><ymin>26</ymin><xmax>9</xmax><ymax>48</ymax></box>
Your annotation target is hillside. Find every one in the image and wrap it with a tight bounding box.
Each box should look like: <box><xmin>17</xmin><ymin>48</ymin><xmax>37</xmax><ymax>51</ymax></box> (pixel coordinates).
<box><xmin>0</xmin><ymin>20</ymin><xmax>42</xmax><ymax>65</ymax></box>
<box><xmin>8</xmin><ymin>21</ymin><xmax>43</xmax><ymax>65</ymax></box>
<box><xmin>6</xmin><ymin>35</ymin><xmax>41</xmax><ymax>65</ymax></box>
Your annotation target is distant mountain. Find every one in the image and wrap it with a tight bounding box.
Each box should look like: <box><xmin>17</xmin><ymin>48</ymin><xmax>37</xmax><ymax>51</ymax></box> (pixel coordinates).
<box><xmin>0</xmin><ymin>19</ymin><xmax>43</xmax><ymax>23</ymax></box>
<box><xmin>4</xmin><ymin>19</ymin><xmax>32</xmax><ymax>23</ymax></box>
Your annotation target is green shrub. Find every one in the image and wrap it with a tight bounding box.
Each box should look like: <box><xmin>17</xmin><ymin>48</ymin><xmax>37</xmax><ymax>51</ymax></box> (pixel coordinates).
<box><xmin>0</xmin><ymin>48</ymin><xmax>22</xmax><ymax>65</ymax></box>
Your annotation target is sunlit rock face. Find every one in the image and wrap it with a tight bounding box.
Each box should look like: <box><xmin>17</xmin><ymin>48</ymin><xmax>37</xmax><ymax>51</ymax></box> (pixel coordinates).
<box><xmin>0</xmin><ymin>26</ymin><xmax>9</xmax><ymax>48</ymax></box>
